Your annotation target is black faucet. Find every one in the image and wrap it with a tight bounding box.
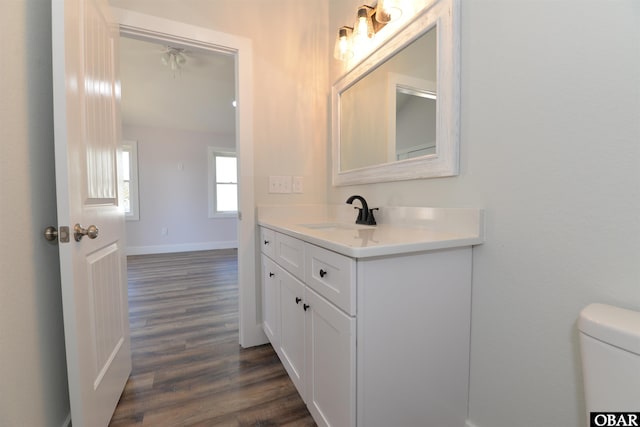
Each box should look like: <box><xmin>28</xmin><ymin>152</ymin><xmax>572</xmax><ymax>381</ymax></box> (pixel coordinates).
<box><xmin>346</xmin><ymin>195</ymin><xmax>378</xmax><ymax>225</ymax></box>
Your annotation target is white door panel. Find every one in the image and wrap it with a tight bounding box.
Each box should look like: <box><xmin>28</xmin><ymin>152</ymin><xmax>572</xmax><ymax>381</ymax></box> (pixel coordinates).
<box><xmin>52</xmin><ymin>0</ymin><xmax>131</xmax><ymax>425</ymax></box>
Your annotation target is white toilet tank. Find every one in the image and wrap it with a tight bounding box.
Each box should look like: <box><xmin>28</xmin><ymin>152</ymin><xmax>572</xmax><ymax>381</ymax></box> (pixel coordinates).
<box><xmin>578</xmin><ymin>303</ymin><xmax>640</xmax><ymax>413</ymax></box>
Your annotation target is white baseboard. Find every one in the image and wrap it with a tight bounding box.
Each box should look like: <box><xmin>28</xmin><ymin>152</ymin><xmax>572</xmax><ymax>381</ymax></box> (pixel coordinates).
<box><xmin>126</xmin><ymin>241</ymin><xmax>238</xmax><ymax>256</ymax></box>
<box><xmin>61</xmin><ymin>413</ymin><xmax>71</xmax><ymax>427</ymax></box>
<box><xmin>466</xmin><ymin>420</ymin><xmax>479</xmax><ymax>427</ymax></box>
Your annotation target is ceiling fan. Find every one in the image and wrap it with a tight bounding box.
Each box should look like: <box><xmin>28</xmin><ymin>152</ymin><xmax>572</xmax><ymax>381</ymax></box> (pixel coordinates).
<box><xmin>160</xmin><ymin>46</ymin><xmax>188</xmax><ymax>78</ymax></box>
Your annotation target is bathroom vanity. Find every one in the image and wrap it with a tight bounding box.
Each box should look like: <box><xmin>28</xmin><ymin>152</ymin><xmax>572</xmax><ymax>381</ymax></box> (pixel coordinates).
<box><xmin>258</xmin><ymin>0</ymin><xmax>467</xmax><ymax>423</ymax></box>
<box><xmin>257</xmin><ymin>205</ymin><xmax>483</xmax><ymax>427</ymax></box>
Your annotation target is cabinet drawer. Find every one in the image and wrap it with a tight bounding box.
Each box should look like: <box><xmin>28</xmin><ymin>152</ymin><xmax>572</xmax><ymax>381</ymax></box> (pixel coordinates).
<box><xmin>305</xmin><ymin>243</ymin><xmax>356</xmax><ymax>316</ymax></box>
<box><xmin>260</xmin><ymin>227</ymin><xmax>276</xmax><ymax>258</ymax></box>
<box><xmin>275</xmin><ymin>232</ymin><xmax>305</xmax><ymax>281</ymax></box>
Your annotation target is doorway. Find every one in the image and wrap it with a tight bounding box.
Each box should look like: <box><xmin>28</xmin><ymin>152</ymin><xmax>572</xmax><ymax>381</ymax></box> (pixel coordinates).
<box><xmin>116</xmin><ymin>10</ymin><xmax>263</xmax><ymax>349</ymax></box>
<box><xmin>118</xmin><ymin>35</ymin><xmax>238</xmax><ymax>255</ymax></box>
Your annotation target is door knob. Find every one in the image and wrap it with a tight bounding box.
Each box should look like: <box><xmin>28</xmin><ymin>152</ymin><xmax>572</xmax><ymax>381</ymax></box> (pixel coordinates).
<box><xmin>44</xmin><ymin>226</ymin><xmax>58</xmax><ymax>241</ymax></box>
<box><xmin>74</xmin><ymin>224</ymin><xmax>99</xmax><ymax>242</ymax></box>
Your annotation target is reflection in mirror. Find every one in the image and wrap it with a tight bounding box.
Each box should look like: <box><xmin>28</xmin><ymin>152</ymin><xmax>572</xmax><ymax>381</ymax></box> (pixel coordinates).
<box><xmin>332</xmin><ymin>0</ymin><xmax>459</xmax><ymax>186</ymax></box>
<box><xmin>340</xmin><ymin>26</ymin><xmax>436</xmax><ymax>171</ymax></box>
<box><xmin>394</xmin><ymin>86</ymin><xmax>436</xmax><ymax>160</ymax></box>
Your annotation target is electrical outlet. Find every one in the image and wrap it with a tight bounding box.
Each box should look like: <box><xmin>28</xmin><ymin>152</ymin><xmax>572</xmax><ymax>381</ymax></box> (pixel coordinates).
<box><xmin>281</xmin><ymin>176</ymin><xmax>292</xmax><ymax>193</ymax></box>
<box><xmin>292</xmin><ymin>176</ymin><xmax>303</xmax><ymax>193</ymax></box>
<box><xmin>161</xmin><ymin>227</ymin><xmax>168</xmax><ymax>236</ymax></box>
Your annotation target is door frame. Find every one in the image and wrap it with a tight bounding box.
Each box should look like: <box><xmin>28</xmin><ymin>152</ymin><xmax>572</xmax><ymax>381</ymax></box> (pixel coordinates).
<box><xmin>113</xmin><ymin>8</ymin><xmax>266</xmax><ymax>348</ymax></box>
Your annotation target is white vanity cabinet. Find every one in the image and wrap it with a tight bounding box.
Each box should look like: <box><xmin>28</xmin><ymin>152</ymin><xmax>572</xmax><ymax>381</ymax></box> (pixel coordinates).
<box><xmin>259</xmin><ymin>225</ymin><xmax>472</xmax><ymax>427</ymax></box>
<box><xmin>355</xmin><ymin>248</ymin><xmax>472</xmax><ymax>427</ymax></box>
<box><xmin>260</xmin><ymin>228</ymin><xmax>356</xmax><ymax>427</ymax></box>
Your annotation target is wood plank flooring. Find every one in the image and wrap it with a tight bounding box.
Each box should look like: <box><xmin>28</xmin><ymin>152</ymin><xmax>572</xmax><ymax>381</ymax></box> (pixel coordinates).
<box><xmin>109</xmin><ymin>249</ymin><xmax>315</xmax><ymax>427</ymax></box>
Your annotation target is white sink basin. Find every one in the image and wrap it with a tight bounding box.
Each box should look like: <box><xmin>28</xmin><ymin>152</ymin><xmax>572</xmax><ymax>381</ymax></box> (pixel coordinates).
<box><xmin>298</xmin><ymin>222</ymin><xmax>374</xmax><ymax>231</ymax></box>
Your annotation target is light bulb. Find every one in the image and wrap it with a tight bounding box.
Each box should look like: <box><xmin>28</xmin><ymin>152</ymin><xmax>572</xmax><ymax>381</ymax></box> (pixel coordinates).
<box><xmin>352</xmin><ymin>6</ymin><xmax>375</xmax><ymax>55</ymax></box>
<box><xmin>333</xmin><ymin>26</ymin><xmax>354</xmax><ymax>61</ymax></box>
<box><xmin>354</xmin><ymin>6</ymin><xmax>375</xmax><ymax>41</ymax></box>
<box><xmin>375</xmin><ymin>0</ymin><xmax>403</xmax><ymax>24</ymax></box>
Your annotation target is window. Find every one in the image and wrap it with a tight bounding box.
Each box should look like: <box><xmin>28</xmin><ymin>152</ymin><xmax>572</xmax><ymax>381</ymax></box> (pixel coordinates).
<box><xmin>208</xmin><ymin>147</ymin><xmax>238</xmax><ymax>217</ymax></box>
<box><xmin>121</xmin><ymin>141</ymin><xmax>140</xmax><ymax>221</ymax></box>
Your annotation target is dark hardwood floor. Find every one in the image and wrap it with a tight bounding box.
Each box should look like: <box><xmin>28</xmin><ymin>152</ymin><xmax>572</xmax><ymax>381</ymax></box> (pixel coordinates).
<box><xmin>109</xmin><ymin>249</ymin><xmax>315</xmax><ymax>427</ymax></box>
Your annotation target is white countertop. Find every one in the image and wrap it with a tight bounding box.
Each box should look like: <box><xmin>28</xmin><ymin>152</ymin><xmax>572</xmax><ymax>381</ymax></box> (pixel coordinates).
<box><xmin>257</xmin><ymin>205</ymin><xmax>484</xmax><ymax>258</ymax></box>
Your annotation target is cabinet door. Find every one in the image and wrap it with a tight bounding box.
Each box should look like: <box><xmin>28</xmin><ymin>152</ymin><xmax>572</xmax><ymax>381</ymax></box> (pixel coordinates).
<box><xmin>261</xmin><ymin>255</ymin><xmax>280</xmax><ymax>348</ymax></box>
<box><xmin>305</xmin><ymin>288</ymin><xmax>356</xmax><ymax>427</ymax></box>
<box><xmin>279</xmin><ymin>269</ymin><xmax>306</xmax><ymax>399</ymax></box>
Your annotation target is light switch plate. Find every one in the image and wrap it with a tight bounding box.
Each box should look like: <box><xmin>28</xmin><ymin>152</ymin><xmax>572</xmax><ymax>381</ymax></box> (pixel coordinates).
<box><xmin>268</xmin><ymin>176</ymin><xmax>292</xmax><ymax>193</ymax></box>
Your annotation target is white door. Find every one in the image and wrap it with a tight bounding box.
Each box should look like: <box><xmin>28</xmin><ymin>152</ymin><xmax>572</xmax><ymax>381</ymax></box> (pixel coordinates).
<box><xmin>52</xmin><ymin>0</ymin><xmax>131</xmax><ymax>426</ymax></box>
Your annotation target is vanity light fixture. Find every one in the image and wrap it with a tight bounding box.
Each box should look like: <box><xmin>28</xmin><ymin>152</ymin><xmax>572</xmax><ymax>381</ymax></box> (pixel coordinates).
<box><xmin>333</xmin><ymin>1</ymin><xmax>406</xmax><ymax>62</ymax></box>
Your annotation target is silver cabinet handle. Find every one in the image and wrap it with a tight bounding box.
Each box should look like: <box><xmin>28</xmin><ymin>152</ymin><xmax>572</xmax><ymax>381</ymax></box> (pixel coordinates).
<box><xmin>74</xmin><ymin>224</ymin><xmax>99</xmax><ymax>242</ymax></box>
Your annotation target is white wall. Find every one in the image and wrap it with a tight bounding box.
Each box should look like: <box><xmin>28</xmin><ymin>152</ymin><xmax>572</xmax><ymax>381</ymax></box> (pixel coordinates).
<box><xmin>123</xmin><ymin>124</ymin><xmax>238</xmax><ymax>254</ymax></box>
<box><xmin>110</xmin><ymin>0</ymin><xmax>330</xmax><ymax>207</ymax></box>
<box><xmin>330</xmin><ymin>1</ymin><xmax>640</xmax><ymax>427</ymax></box>
<box><xmin>0</xmin><ymin>1</ymin><xmax>70</xmax><ymax>426</ymax></box>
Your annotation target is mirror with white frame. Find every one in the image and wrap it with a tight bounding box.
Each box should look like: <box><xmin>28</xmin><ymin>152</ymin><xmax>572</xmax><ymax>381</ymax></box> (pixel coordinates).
<box><xmin>332</xmin><ymin>0</ymin><xmax>459</xmax><ymax>186</ymax></box>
